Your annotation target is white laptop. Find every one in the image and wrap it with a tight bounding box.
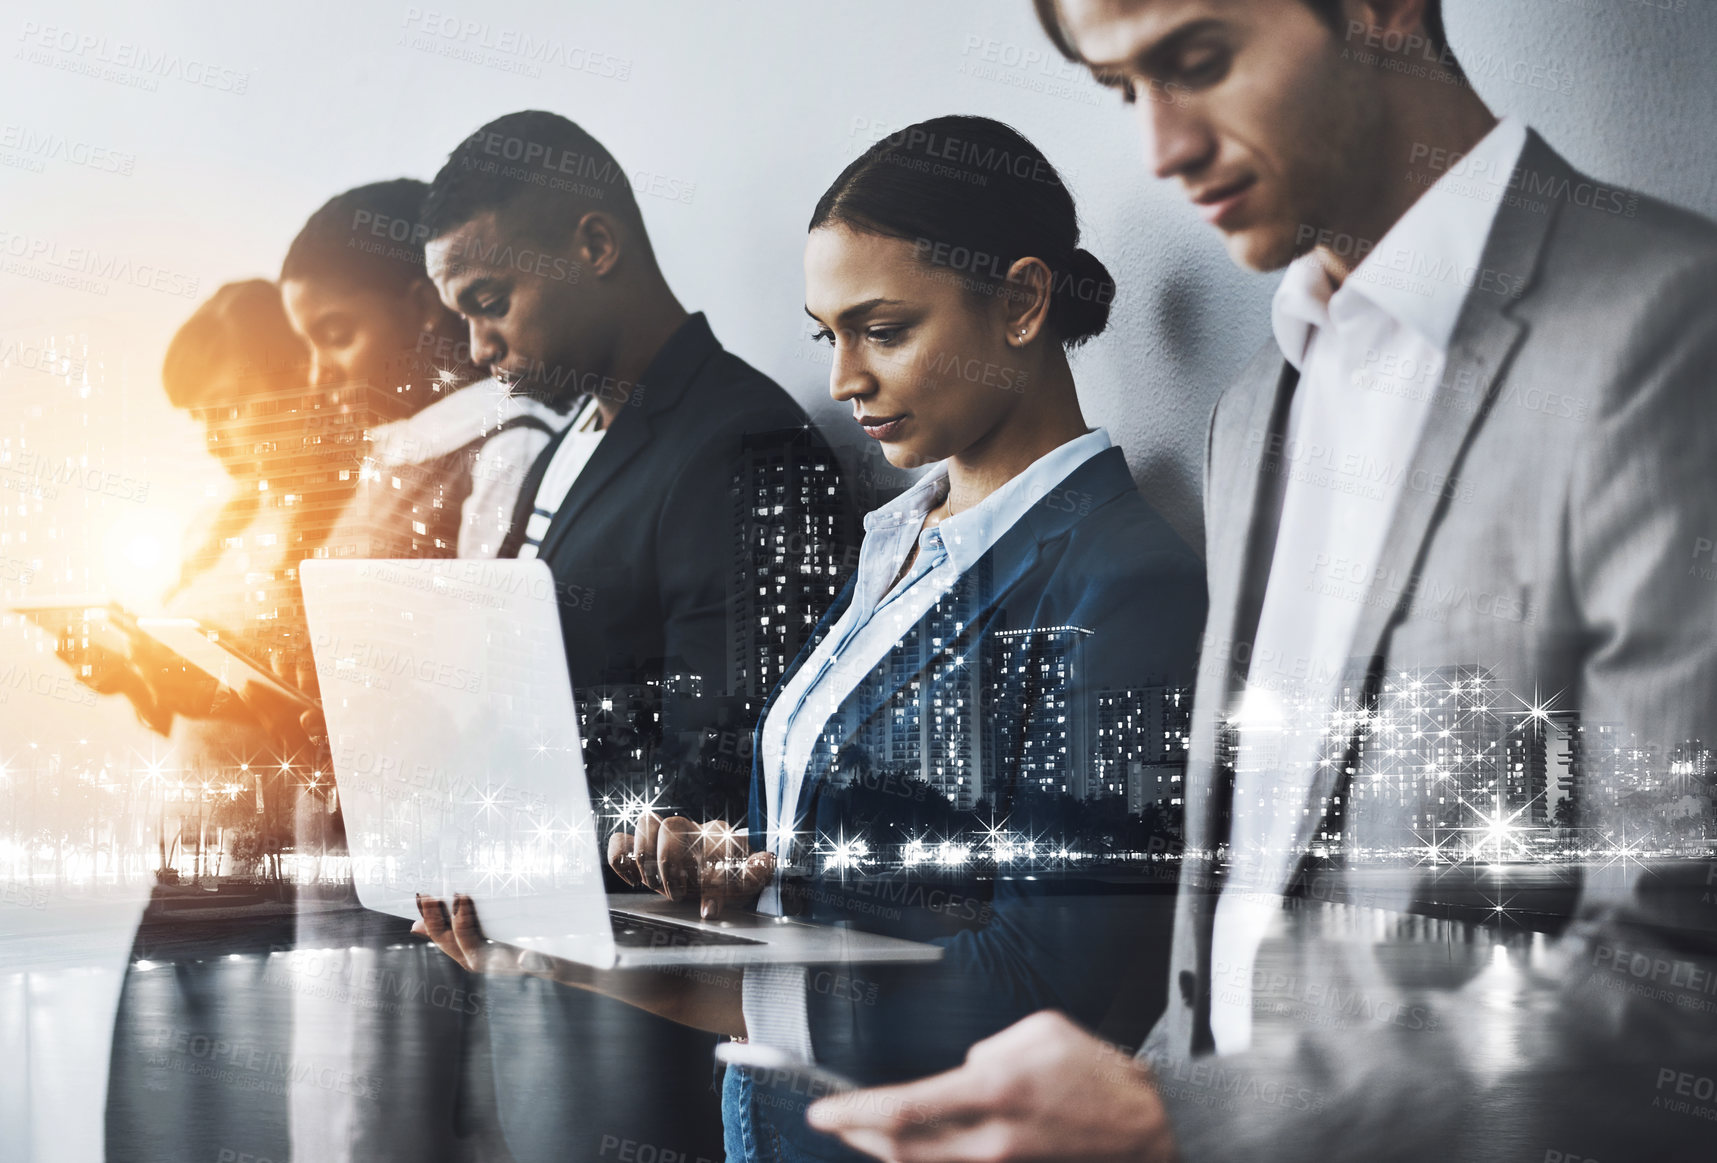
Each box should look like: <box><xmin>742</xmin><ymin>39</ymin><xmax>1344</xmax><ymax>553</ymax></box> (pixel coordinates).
<box><xmin>299</xmin><ymin>557</ymin><xmax>941</xmax><ymax>970</ymax></box>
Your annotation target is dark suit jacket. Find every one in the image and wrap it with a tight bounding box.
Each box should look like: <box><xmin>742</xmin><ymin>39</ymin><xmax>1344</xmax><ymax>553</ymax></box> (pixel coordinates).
<box><xmin>509</xmin><ymin>312</ymin><xmax>858</xmax><ymax>816</ymax></box>
<box><xmin>739</xmin><ymin>447</ymin><xmax>1206</xmax><ymax>1153</ymax></box>
<box><xmin>479</xmin><ymin>315</ymin><xmax>858</xmax><ymax>1163</ymax></box>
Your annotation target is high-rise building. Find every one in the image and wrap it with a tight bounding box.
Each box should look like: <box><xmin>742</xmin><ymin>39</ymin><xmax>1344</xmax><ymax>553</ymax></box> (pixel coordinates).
<box><xmin>1552</xmin><ymin>708</ymin><xmax>1584</xmax><ymax>826</ymax></box>
<box><xmin>1096</xmin><ymin>684</ymin><xmax>1193</xmax><ymax>813</ymax></box>
<box><xmin>576</xmin><ymin>680</ymin><xmax>663</xmax><ymax>807</ymax></box>
<box><xmin>193</xmin><ymin>382</ymin><xmax>407</xmax><ymax>657</ymax></box>
<box><xmin>1504</xmin><ymin>708</ymin><xmax>1550</xmax><ymax>826</ymax></box>
<box><xmin>848</xmin><ymin>563</ymin><xmax>987</xmax><ymax>807</ymax></box>
<box><xmin>1548</xmin><ymin>711</ymin><xmax>1709</xmax><ymax>837</ymax></box>
<box><xmin>986</xmin><ymin>624</ymin><xmax>1093</xmax><ymax>801</ymax></box>
<box><xmin>1350</xmin><ymin>666</ymin><xmax>1550</xmax><ymax>856</ymax></box>
<box><xmin>727</xmin><ymin>427</ymin><xmax>855</xmax><ymax>703</ymax></box>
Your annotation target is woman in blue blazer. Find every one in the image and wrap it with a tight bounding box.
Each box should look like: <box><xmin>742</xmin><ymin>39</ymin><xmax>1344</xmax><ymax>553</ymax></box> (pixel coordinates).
<box><xmin>420</xmin><ymin>115</ymin><xmax>1207</xmax><ymax>1163</ymax></box>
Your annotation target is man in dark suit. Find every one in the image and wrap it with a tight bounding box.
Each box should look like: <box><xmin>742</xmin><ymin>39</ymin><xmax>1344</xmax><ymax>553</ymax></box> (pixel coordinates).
<box><xmin>809</xmin><ymin>2</ymin><xmax>1717</xmax><ymax>1161</ymax></box>
<box><xmin>423</xmin><ymin>109</ymin><xmax>856</xmax><ymax>820</ymax></box>
<box><xmin>420</xmin><ymin>110</ymin><xmax>858</xmax><ymax>1162</ymax></box>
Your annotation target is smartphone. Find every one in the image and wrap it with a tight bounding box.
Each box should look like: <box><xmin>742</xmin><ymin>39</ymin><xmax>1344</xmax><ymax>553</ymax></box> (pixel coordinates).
<box><xmin>715</xmin><ymin>1041</ymin><xmax>857</xmax><ymax>1095</ymax></box>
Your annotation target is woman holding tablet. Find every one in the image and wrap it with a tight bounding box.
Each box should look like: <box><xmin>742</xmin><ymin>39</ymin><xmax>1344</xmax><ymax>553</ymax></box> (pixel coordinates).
<box><xmin>421</xmin><ymin>115</ymin><xmax>1206</xmax><ymax>1163</ymax></box>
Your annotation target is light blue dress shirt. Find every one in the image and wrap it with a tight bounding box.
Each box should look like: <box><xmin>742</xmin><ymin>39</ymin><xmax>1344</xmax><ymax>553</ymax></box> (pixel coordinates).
<box><xmin>742</xmin><ymin>427</ymin><xmax>1113</xmax><ymax>1061</ymax></box>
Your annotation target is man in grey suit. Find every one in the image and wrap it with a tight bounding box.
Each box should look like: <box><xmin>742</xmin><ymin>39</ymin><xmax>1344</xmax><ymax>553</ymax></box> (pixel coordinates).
<box><xmin>809</xmin><ymin>1</ymin><xmax>1717</xmax><ymax>1160</ymax></box>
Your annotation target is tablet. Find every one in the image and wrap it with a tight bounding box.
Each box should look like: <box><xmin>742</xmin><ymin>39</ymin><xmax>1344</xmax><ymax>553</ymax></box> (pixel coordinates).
<box><xmin>12</xmin><ymin>597</ymin><xmax>144</xmax><ymax>657</ymax></box>
<box><xmin>13</xmin><ymin>597</ymin><xmax>318</xmax><ymax>711</ymax></box>
<box><xmin>137</xmin><ymin>617</ymin><xmax>318</xmax><ymax>711</ymax></box>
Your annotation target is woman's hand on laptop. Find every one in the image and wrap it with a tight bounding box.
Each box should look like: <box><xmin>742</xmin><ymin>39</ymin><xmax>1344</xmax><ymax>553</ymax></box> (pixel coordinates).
<box><xmin>607</xmin><ymin>811</ymin><xmax>775</xmax><ymax>920</ymax></box>
<box><xmin>415</xmin><ymin>890</ymin><xmax>746</xmax><ymax>1035</ymax></box>
<box><xmin>413</xmin><ymin>892</ymin><xmax>581</xmax><ymax>983</ymax></box>
<box><xmin>414</xmin><ymin>893</ymin><xmax>508</xmax><ymax>974</ymax></box>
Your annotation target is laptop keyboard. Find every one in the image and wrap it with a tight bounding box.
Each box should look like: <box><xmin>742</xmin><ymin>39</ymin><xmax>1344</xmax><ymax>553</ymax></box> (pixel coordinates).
<box><xmin>609</xmin><ymin>910</ymin><xmax>765</xmax><ymax>949</ymax></box>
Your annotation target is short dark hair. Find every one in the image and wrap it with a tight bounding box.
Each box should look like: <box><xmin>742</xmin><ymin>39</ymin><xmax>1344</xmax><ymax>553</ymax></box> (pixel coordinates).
<box><xmin>1033</xmin><ymin>0</ymin><xmax>1454</xmax><ymax>69</ymax></box>
<box><xmin>421</xmin><ymin>110</ymin><xmax>644</xmax><ymax>245</ymax></box>
<box><xmin>811</xmin><ymin>115</ymin><xmax>1116</xmax><ymax>349</ymax></box>
<box><xmin>1301</xmin><ymin>0</ymin><xmax>1453</xmax><ymax>65</ymax></box>
<box><xmin>162</xmin><ymin>279</ymin><xmax>307</xmax><ymax>409</ymax></box>
<box><xmin>280</xmin><ymin>178</ymin><xmax>432</xmax><ymax>296</ymax></box>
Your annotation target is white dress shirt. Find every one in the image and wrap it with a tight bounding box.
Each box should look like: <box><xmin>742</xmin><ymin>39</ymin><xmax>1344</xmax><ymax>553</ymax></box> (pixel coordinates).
<box><xmin>1208</xmin><ymin>117</ymin><xmax>1529</xmax><ymax>1054</ymax></box>
<box><xmin>515</xmin><ymin>394</ymin><xmax>606</xmax><ymax>560</ymax></box>
<box><xmin>742</xmin><ymin>427</ymin><xmax>1114</xmax><ymax>1061</ymax></box>
<box><xmin>292</xmin><ymin>380</ymin><xmax>571</xmax><ymax>1163</ymax></box>
<box><xmin>362</xmin><ymin>377</ymin><xmax>573</xmax><ymax>558</ymax></box>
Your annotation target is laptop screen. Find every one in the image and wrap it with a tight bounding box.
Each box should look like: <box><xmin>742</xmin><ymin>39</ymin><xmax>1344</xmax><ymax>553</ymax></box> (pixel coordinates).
<box><xmin>301</xmin><ymin>557</ymin><xmax>617</xmax><ymax>966</ymax></box>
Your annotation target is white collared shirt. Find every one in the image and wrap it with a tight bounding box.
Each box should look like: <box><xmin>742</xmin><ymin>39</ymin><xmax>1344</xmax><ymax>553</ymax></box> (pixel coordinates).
<box><xmin>742</xmin><ymin>427</ymin><xmax>1113</xmax><ymax>1061</ymax></box>
<box><xmin>364</xmin><ymin>378</ymin><xmax>574</xmax><ymax>558</ymax></box>
<box><xmin>515</xmin><ymin>395</ymin><xmax>606</xmax><ymax>560</ymax></box>
<box><xmin>1209</xmin><ymin>117</ymin><xmax>1529</xmax><ymax>1054</ymax></box>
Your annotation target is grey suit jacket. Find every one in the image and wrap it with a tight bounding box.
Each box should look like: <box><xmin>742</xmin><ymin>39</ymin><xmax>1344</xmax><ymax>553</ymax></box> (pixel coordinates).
<box><xmin>1144</xmin><ymin>131</ymin><xmax>1717</xmax><ymax>1162</ymax></box>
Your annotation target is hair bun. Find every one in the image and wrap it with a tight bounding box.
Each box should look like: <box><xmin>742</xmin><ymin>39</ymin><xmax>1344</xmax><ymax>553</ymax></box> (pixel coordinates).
<box><xmin>1052</xmin><ymin>246</ymin><xmax>1115</xmax><ymax>348</ymax></box>
<box><xmin>810</xmin><ymin>116</ymin><xmax>1119</xmax><ymax>352</ymax></box>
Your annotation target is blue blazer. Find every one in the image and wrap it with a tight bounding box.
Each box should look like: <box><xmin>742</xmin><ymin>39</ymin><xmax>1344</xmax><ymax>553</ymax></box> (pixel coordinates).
<box><xmin>745</xmin><ymin>446</ymin><xmax>1208</xmax><ymax>1086</ymax></box>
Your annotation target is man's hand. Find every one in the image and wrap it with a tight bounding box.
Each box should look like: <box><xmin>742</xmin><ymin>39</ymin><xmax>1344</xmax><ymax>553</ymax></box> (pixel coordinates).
<box><xmin>266</xmin><ymin>648</ymin><xmax>325</xmax><ymax>747</ymax></box>
<box><xmin>71</xmin><ymin>643</ymin><xmax>177</xmax><ymax>735</ymax></box>
<box><xmin>806</xmin><ymin>1011</ymin><xmax>1179</xmax><ymax>1163</ymax></box>
<box><xmin>607</xmin><ymin>810</ymin><xmax>774</xmax><ymax>919</ymax></box>
<box><xmin>69</xmin><ymin>637</ymin><xmax>225</xmax><ymax>735</ymax></box>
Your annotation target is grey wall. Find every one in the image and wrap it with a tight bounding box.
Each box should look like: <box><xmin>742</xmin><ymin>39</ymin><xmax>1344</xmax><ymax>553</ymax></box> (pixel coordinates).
<box><xmin>4</xmin><ymin>0</ymin><xmax>1716</xmax><ymax>568</ymax></box>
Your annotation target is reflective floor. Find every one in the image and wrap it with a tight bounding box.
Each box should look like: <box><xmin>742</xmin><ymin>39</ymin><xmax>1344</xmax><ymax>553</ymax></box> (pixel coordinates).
<box><xmin>3</xmin><ymin>865</ymin><xmax>1600</xmax><ymax>1163</ymax></box>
